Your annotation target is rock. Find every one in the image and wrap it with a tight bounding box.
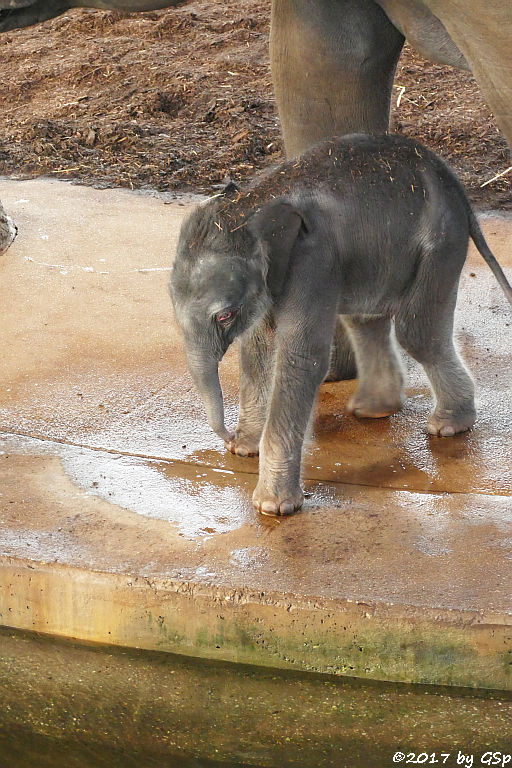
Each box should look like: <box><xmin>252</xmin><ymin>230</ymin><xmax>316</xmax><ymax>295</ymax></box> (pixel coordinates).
<box><xmin>0</xmin><ymin>200</ymin><xmax>17</xmax><ymax>253</ymax></box>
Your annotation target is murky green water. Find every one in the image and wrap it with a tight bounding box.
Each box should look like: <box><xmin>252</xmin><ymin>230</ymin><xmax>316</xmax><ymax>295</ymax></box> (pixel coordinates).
<box><xmin>1</xmin><ymin>628</ymin><xmax>511</xmax><ymax>768</ymax></box>
<box><xmin>0</xmin><ymin>730</ymin><xmax>231</xmax><ymax>768</ymax></box>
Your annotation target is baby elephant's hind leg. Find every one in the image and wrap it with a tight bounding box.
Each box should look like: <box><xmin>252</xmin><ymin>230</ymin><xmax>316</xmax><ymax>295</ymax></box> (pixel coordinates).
<box><xmin>342</xmin><ymin>315</ymin><xmax>405</xmax><ymax>418</ymax></box>
<box><xmin>395</xmin><ymin>283</ymin><xmax>476</xmax><ymax>437</ymax></box>
<box><xmin>324</xmin><ymin>318</ymin><xmax>357</xmax><ymax>381</ymax></box>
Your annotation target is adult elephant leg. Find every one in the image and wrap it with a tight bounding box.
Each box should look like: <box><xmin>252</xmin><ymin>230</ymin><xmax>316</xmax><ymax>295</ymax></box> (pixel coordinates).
<box><xmin>426</xmin><ymin>0</ymin><xmax>512</xmax><ymax>150</ymax></box>
<box><xmin>270</xmin><ymin>0</ymin><xmax>404</xmax><ymax>379</ymax></box>
<box><xmin>270</xmin><ymin>0</ymin><xmax>404</xmax><ymax>157</ymax></box>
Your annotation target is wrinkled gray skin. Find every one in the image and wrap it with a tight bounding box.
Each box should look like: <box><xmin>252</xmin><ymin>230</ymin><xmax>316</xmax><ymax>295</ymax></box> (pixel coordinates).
<box><xmin>170</xmin><ymin>134</ymin><xmax>512</xmax><ymax>516</ymax></box>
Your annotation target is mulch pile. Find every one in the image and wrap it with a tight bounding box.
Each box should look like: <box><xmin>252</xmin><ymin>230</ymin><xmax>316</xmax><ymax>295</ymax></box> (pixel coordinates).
<box><xmin>0</xmin><ymin>0</ymin><xmax>510</xmax><ymax>209</ymax></box>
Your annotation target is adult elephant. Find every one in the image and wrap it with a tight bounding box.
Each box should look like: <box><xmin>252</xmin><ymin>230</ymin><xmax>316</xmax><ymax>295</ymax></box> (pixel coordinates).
<box><xmin>1</xmin><ymin>0</ymin><xmax>511</xmax><ymax>156</ymax></box>
<box><xmin>2</xmin><ymin>0</ymin><xmax>510</xmax><ymax>375</ymax></box>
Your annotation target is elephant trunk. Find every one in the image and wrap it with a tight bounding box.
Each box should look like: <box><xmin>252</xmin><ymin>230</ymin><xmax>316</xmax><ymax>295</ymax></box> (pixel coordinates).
<box><xmin>186</xmin><ymin>346</ymin><xmax>232</xmax><ymax>442</ymax></box>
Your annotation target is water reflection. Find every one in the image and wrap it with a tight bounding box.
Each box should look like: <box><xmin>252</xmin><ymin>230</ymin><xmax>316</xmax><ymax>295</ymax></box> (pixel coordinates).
<box><xmin>63</xmin><ymin>452</ymin><xmax>254</xmax><ymax>539</ymax></box>
<box><xmin>1</xmin><ymin>629</ymin><xmax>512</xmax><ymax>768</ymax></box>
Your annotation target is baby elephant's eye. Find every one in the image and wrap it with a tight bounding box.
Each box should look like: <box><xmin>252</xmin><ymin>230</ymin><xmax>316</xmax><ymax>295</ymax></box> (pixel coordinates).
<box><xmin>216</xmin><ymin>307</ymin><xmax>239</xmax><ymax>326</ymax></box>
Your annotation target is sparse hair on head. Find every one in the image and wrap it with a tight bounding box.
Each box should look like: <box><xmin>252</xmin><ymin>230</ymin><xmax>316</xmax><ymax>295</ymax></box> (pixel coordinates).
<box><xmin>177</xmin><ymin>195</ymin><xmax>253</xmax><ymax>263</ymax></box>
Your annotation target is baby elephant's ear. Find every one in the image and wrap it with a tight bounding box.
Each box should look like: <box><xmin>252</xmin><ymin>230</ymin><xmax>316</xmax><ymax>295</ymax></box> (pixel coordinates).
<box><xmin>248</xmin><ymin>200</ymin><xmax>307</xmax><ymax>297</ymax></box>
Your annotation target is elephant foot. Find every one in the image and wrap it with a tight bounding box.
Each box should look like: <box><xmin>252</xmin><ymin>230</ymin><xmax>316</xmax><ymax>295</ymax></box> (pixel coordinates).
<box><xmin>225</xmin><ymin>429</ymin><xmax>260</xmax><ymax>457</ymax></box>
<box><xmin>427</xmin><ymin>407</ymin><xmax>476</xmax><ymax>437</ymax></box>
<box><xmin>346</xmin><ymin>355</ymin><xmax>404</xmax><ymax>417</ymax></box>
<box><xmin>324</xmin><ymin>320</ymin><xmax>357</xmax><ymax>382</ymax></box>
<box><xmin>347</xmin><ymin>389</ymin><xmax>404</xmax><ymax>419</ymax></box>
<box><xmin>252</xmin><ymin>479</ymin><xmax>303</xmax><ymax>516</ymax></box>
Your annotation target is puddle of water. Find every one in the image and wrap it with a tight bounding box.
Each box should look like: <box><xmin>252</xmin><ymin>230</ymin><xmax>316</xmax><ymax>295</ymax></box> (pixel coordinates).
<box><xmin>64</xmin><ymin>450</ymin><xmax>254</xmax><ymax>539</ymax></box>
<box><xmin>0</xmin><ymin>433</ymin><xmax>253</xmax><ymax>539</ymax></box>
<box><xmin>229</xmin><ymin>546</ymin><xmax>270</xmax><ymax>569</ymax></box>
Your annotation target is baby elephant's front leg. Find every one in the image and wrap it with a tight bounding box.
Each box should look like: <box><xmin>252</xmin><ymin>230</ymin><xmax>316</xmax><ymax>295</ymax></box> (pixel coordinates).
<box><xmin>253</xmin><ymin>338</ymin><xmax>331</xmax><ymax>516</ymax></box>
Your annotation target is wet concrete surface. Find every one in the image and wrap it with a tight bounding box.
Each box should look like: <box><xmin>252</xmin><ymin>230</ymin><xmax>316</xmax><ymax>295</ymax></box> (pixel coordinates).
<box><xmin>0</xmin><ymin>179</ymin><xmax>511</xmax><ymax>687</ymax></box>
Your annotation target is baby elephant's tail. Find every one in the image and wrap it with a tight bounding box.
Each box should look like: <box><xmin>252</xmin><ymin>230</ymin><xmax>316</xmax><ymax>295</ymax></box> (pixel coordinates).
<box><xmin>469</xmin><ymin>210</ymin><xmax>512</xmax><ymax>306</ymax></box>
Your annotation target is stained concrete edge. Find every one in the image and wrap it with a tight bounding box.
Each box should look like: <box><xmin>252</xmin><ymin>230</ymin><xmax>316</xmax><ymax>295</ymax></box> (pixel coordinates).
<box><xmin>1</xmin><ymin>557</ymin><xmax>511</xmax><ymax>690</ymax></box>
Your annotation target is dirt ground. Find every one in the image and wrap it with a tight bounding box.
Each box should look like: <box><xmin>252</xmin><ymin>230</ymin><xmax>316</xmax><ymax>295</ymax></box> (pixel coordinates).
<box><xmin>0</xmin><ymin>0</ymin><xmax>511</xmax><ymax>209</ymax></box>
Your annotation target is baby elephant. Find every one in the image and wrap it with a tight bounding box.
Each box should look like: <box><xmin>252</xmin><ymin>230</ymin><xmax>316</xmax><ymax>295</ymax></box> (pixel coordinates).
<box><xmin>170</xmin><ymin>133</ymin><xmax>512</xmax><ymax>516</ymax></box>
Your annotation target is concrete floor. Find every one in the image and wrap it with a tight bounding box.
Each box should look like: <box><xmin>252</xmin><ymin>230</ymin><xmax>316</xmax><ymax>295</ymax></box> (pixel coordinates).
<box><xmin>0</xmin><ymin>178</ymin><xmax>511</xmax><ymax>688</ymax></box>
